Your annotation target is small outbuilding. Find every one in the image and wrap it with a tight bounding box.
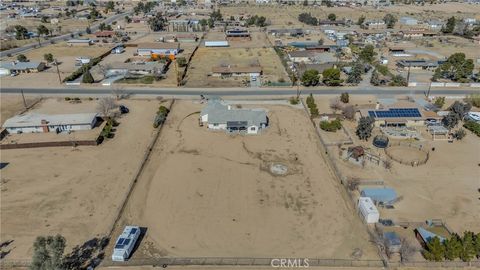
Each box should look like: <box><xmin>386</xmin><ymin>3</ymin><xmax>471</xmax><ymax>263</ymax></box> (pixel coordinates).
<box><xmin>384</xmin><ymin>232</ymin><xmax>402</xmax><ymax>253</ymax></box>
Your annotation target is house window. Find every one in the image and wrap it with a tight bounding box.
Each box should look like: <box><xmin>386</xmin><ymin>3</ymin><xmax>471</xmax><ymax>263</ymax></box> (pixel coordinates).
<box><xmin>213</xmin><ymin>123</ymin><xmax>219</xmax><ymax>127</ymax></box>
<box><xmin>250</xmin><ymin>127</ymin><xmax>256</xmax><ymax>131</ymax></box>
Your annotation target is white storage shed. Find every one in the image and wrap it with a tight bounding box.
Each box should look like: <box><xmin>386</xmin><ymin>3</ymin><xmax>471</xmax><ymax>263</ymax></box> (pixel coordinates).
<box><xmin>112</xmin><ymin>226</ymin><xmax>141</xmax><ymax>262</ymax></box>
<box><xmin>358</xmin><ymin>197</ymin><xmax>380</xmax><ymax>224</ymax></box>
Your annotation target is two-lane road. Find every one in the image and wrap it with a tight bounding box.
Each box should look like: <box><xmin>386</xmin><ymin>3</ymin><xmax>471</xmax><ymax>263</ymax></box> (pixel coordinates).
<box><xmin>1</xmin><ymin>86</ymin><xmax>479</xmax><ymax>97</ymax></box>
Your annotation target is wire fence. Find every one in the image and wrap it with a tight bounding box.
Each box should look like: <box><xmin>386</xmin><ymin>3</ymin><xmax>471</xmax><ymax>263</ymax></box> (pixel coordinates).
<box><xmin>100</xmin><ymin>257</ymin><xmax>385</xmax><ymax>267</ymax></box>
<box><xmin>384</xmin><ymin>141</ymin><xmax>430</xmax><ymax>166</ymax></box>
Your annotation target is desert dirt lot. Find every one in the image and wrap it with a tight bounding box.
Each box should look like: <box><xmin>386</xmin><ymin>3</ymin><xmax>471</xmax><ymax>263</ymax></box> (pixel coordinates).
<box><xmin>0</xmin><ymin>94</ymin><xmax>40</xmax><ymax>125</ymax></box>
<box><xmin>0</xmin><ymin>98</ymin><xmax>161</xmax><ymax>260</ymax></box>
<box><xmin>111</xmin><ymin>100</ymin><xmax>379</xmax><ymax>260</ymax></box>
<box><xmin>313</xmin><ymin>95</ymin><xmax>480</xmax><ymax>234</ymax></box>
<box><xmin>185</xmin><ymin>47</ymin><xmax>290</xmax><ymax>87</ymax></box>
<box><xmin>220</xmin><ymin>3</ymin><xmax>480</xmax><ymax>28</ymax></box>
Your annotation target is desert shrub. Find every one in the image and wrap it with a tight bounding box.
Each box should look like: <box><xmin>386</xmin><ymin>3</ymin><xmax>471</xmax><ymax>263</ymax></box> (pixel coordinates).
<box><xmin>320</xmin><ymin>119</ymin><xmax>342</xmax><ymax>132</ymax></box>
<box><xmin>289</xmin><ymin>96</ymin><xmax>299</xmax><ymax>105</ymax></box>
<box><xmin>464</xmin><ymin>121</ymin><xmax>480</xmax><ymax>137</ymax></box>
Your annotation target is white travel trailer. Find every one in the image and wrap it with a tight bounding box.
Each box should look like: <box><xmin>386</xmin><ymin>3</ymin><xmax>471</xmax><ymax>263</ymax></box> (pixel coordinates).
<box><xmin>358</xmin><ymin>197</ymin><xmax>380</xmax><ymax>224</ymax></box>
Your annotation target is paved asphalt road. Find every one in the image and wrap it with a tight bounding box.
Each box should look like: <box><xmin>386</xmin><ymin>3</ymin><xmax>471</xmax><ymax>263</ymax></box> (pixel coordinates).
<box><xmin>0</xmin><ymin>12</ymin><xmax>131</xmax><ymax>58</ymax></box>
<box><xmin>1</xmin><ymin>87</ymin><xmax>479</xmax><ymax>97</ymax></box>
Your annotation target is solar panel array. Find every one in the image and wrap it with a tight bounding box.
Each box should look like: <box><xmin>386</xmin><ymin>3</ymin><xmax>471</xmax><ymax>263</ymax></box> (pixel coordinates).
<box><xmin>368</xmin><ymin>108</ymin><xmax>421</xmax><ymax>118</ymax></box>
<box><xmin>114</xmin><ymin>227</ymin><xmax>138</xmax><ymax>249</ymax></box>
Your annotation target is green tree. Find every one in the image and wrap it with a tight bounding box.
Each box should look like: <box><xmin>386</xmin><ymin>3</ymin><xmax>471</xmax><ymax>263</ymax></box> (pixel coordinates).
<box><xmin>85</xmin><ymin>26</ymin><xmax>92</xmax><ymax>34</ymax></box>
<box><xmin>106</xmin><ymin>1</ymin><xmax>115</xmax><ymax>12</ymax></box>
<box><xmin>444</xmin><ymin>234</ymin><xmax>462</xmax><ymax>260</ymax></box>
<box><xmin>459</xmin><ymin>231</ymin><xmax>476</xmax><ymax>262</ymax></box>
<box><xmin>383</xmin><ymin>14</ymin><xmax>397</xmax><ymax>29</ymax></box>
<box><xmin>17</xmin><ymin>54</ymin><xmax>28</xmax><ymax>62</ymax></box>
<box><xmin>210</xmin><ymin>9</ymin><xmax>222</xmax><ymax>21</ymax></box>
<box><xmin>390</xmin><ymin>75</ymin><xmax>407</xmax><ymax>86</ymax></box>
<box><xmin>442</xmin><ymin>16</ymin><xmax>456</xmax><ymax>34</ymax></box>
<box><xmin>41</xmin><ymin>16</ymin><xmax>49</xmax><ymax>23</ymax></box>
<box><xmin>328</xmin><ymin>13</ymin><xmax>336</xmax><ymax>21</ymax></box>
<box><xmin>301</xmin><ymin>69</ymin><xmax>320</xmax><ymax>86</ymax></box>
<box><xmin>474</xmin><ymin>232</ymin><xmax>480</xmax><ymax>258</ymax></box>
<box><xmin>466</xmin><ymin>93</ymin><xmax>480</xmax><ymax>108</ymax></box>
<box><xmin>423</xmin><ymin>236</ymin><xmax>446</xmax><ymax>261</ymax></box>
<box><xmin>124</xmin><ymin>15</ymin><xmax>132</xmax><ymax>23</ymax></box>
<box><xmin>358</xmin><ymin>44</ymin><xmax>377</xmax><ymax>63</ymax></box>
<box><xmin>14</xmin><ymin>25</ymin><xmax>28</xmax><ymax>40</ymax></box>
<box><xmin>450</xmin><ymin>100</ymin><xmax>472</xmax><ymax>118</ymax></box>
<box><xmin>356</xmin><ymin>116</ymin><xmax>374</xmax><ymax>141</ymax></box>
<box><xmin>90</xmin><ymin>7</ymin><xmax>100</xmax><ymax>19</ymax></box>
<box><xmin>37</xmin><ymin>25</ymin><xmax>50</xmax><ymax>36</ymax></box>
<box><xmin>298</xmin><ymin>12</ymin><xmax>318</xmax><ymax>26</ymax></box>
<box><xmin>177</xmin><ymin>57</ymin><xmax>187</xmax><ymax>67</ymax></box>
<box><xmin>347</xmin><ymin>62</ymin><xmax>363</xmax><ymax>84</ymax></box>
<box><xmin>433</xmin><ymin>53</ymin><xmax>474</xmax><ymax>82</ymax></box>
<box><xmin>148</xmin><ymin>12</ymin><xmax>167</xmax><ymax>31</ymax></box>
<box><xmin>434</xmin><ymin>96</ymin><xmax>446</xmax><ymax>108</ymax></box>
<box><xmin>340</xmin><ymin>92</ymin><xmax>349</xmax><ymax>103</ymax></box>
<box><xmin>322</xmin><ymin>68</ymin><xmax>343</xmax><ymax>86</ymax></box>
<box><xmin>82</xmin><ymin>69</ymin><xmax>94</xmax><ymax>83</ymax></box>
<box><xmin>357</xmin><ymin>15</ymin><xmax>366</xmax><ymax>25</ymax></box>
<box><xmin>303</xmin><ymin>0</ymin><xmax>309</xmax><ymax>6</ymax></box>
<box><xmin>442</xmin><ymin>112</ymin><xmax>459</xmax><ymax>130</ymax></box>
<box><xmin>370</xmin><ymin>70</ymin><xmax>380</xmax><ymax>86</ymax></box>
<box><xmin>44</xmin><ymin>53</ymin><xmax>54</xmax><ymax>63</ymax></box>
<box><xmin>30</xmin><ymin>235</ymin><xmax>66</xmax><ymax>270</ymax></box>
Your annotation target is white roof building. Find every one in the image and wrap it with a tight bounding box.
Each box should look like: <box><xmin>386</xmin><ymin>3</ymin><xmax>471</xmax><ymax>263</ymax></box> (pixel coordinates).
<box><xmin>2</xmin><ymin>113</ymin><xmax>98</xmax><ymax>134</ymax></box>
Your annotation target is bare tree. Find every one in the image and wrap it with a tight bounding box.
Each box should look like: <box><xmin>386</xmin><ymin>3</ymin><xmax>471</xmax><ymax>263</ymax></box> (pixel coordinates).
<box><xmin>330</xmin><ymin>98</ymin><xmax>343</xmax><ymax>114</ymax></box>
<box><xmin>97</xmin><ymin>97</ymin><xmax>117</xmax><ymax>119</ymax></box>
<box><xmin>342</xmin><ymin>105</ymin><xmax>356</xmax><ymax>120</ymax></box>
<box><xmin>400</xmin><ymin>237</ymin><xmax>417</xmax><ymax>262</ymax></box>
<box><xmin>384</xmin><ymin>158</ymin><xmax>393</xmax><ymax>171</ymax></box>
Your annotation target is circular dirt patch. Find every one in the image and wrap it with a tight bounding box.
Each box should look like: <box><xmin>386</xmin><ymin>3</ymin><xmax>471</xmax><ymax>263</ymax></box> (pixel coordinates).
<box><xmin>270</xmin><ymin>163</ymin><xmax>288</xmax><ymax>175</ymax></box>
<box><xmin>385</xmin><ymin>145</ymin><xmax>429</xmax><ymax>166</ymax></box>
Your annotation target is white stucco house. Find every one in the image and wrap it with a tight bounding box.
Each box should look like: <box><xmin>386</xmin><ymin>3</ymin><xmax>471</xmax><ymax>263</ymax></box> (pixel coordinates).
<box><xmin>200</xmin><ymin>100</ymin><xmax>268</xmax><ymax>134</ymax></box>
<box><xmin>2</xmin><ymin>113</ymin><xmax>98</xmax><ymax>134</ymax></box>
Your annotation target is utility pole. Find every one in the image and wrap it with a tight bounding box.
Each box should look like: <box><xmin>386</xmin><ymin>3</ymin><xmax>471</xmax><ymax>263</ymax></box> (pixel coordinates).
<box><xmin>21</xmin><ymin>90</ymin><xmax>27</xmax><ymax>109</ymax></box>
<box><xmin>426</xmin><ymin>82</ymin><xmax>432</xmax><ymax>99</ymax></box>
<box><xmin>54</xmin><ymin>59</ymin><xmax>62</xmax><ymax>84</ymax></box>
<box><xmin>406</xmin><ymin>63</ymin><xmax>411</xmax><ymax>85</ymax></box>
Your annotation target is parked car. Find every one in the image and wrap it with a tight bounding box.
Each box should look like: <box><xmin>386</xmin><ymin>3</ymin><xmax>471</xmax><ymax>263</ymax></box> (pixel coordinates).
<box><xmin>119</xmin><ymin>105</ymin><xmax>129</xmax><ymax>114</ymax></box>
<box><xmin>425</xmin><ymin>118</ymin><xmax>438</xmax><ymax>125</ymax></box>
<box><xmin>379</xmin><ymin>219</ymin><xmax>394</xmax><ymax>226</ymax></box>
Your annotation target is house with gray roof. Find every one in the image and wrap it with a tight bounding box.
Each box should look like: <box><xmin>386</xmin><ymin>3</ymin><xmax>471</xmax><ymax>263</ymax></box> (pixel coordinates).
<box><xmin>0</xmin><ymin>61</ymin><xmax>45</xmax><ymax>76</ymax></box>
<box><xmin>200</xmin><ymin>100</ymin><xmax>268</xmax><ymax>134</ymax></box>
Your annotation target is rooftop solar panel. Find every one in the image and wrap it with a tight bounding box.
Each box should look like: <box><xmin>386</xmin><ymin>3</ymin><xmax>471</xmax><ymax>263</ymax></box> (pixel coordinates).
<box><xmin>370</xmin><ymin>108</ymin><xmax>421</xmax><ymax>118</ymax></box>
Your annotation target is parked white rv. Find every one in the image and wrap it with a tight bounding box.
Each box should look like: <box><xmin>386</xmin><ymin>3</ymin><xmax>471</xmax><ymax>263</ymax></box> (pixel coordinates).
<box><xmin>358</xmin><ymin>197</ymin><xmax>379</xmax><ymax>224</ymax></box>
<box><xmin>111</xmin><ymin>226</ymin><xmax>141</xmax><ymax>262</ymax></box>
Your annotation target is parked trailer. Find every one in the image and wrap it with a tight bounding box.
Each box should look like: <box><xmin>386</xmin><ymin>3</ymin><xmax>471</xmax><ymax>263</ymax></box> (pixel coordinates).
<box><xmin>112</xmin><ymin>226</ymin><xmax>141</xmax><ymax>262</ymax></box>
<box><xmin>358</xmin><ymin>197</ymin><xmax>379</xmax><ymax>224</ymax></box>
